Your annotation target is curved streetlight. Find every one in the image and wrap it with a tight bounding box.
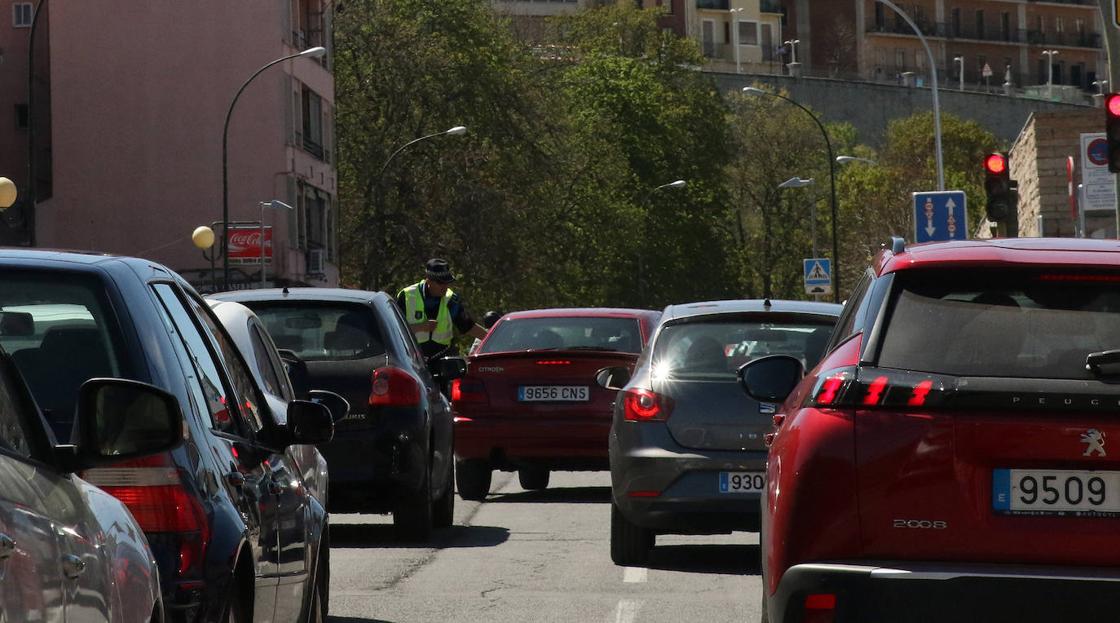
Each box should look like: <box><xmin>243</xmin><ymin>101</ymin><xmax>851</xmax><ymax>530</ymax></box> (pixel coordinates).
<box><xmin>743</xmin><ymin>86</ymin><xmax>840</xmax><ymax>302</ymax></box>
<box><xmin>638</xmin><ymin>179</ymin><xmax>687</xmax><ymax>304</ymax></box>
<box><xmin>836</xmin><ymin>156</ymin><xmax>878</xmax><ymax>166</ymax></box>
<box><xmin>378</xmin><ymin>126</ymin><xmax>468</xmax><ymax>180</ymax></box>
<box><xmin>221</xmin><ymin>46</ymin><xmax>327</xmax><ymax>289</ymax></box>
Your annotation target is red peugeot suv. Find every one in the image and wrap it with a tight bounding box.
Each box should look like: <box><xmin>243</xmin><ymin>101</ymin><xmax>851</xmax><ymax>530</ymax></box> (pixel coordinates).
<box><xmin>740</xmin><ymin>238</ymin><xmax>1120</xmax><ymax>623</ymax></box>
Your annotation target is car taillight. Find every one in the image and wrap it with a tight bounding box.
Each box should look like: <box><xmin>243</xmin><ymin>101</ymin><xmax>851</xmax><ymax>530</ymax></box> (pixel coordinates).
<box><xmin>369</xmin><ymin>367</ymin><xmax>422</xmax><ymax>407</ymax></box>
<box><xmin>803</xmin><ymin>593</ymin><xmax>837</xmax><ymax>623</ymax></box>
<box><xmin>807</xmin><ymin>366</ymin><xmax>949</xmax><ymax>409</ymax></box>
<box><xmin>83</xmin><ymin>453</ymin><xmax>209</xmax><ymax>577</ymax></box>
<box><xmin>450</xmin><ymin>378</ymin><xmax>488</xmax><ymax>405</ymax></box>
<box><xmin>622</xmin><ymin>388</ymin><xmax>672</xmax><ymax>422</ymax></box>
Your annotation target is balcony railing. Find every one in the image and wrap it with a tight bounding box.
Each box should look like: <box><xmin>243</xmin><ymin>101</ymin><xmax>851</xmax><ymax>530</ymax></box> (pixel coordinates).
<box><xmin>868</xmin><ymin>18</ymin><xmax>1101</xmax><ymax>49</ymax></box>
<box><xmin>696</xmin><ymin>0</ymin><xmax>729</xmax><ymax>9</ymax></box>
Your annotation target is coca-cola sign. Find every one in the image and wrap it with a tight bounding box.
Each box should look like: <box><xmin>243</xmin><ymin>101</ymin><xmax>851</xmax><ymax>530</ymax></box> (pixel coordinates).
<box><xmin>227</xmin><ymin>226</ymin><xmax>272</xmax><ymax>264</ymax></box>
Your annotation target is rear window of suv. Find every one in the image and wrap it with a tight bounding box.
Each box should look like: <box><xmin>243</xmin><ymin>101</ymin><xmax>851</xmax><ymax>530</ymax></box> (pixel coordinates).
<box><xmin>878</xmin><ymin>269</ymin><xmax>1120</xmax><ymax>379</ymax></box>
<box><xmin>480</xmin><ymin>317</ymin><xmax>643</xmax><ymax>354</ymax></box>
<box><xmin>247</xmin><ymin>303</ymin><xmax>386</xmax><ymax>362</ymax></box>
<box><xmin>653</xmin><ymin>318</ymin><xmax>836</xmax><ymax>381</ymax></box>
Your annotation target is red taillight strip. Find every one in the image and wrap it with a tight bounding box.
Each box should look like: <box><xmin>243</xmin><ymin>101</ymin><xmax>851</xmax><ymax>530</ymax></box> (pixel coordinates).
<box><xmin>862</xmin><ymin>375</ymin><xmax>889</xmax><ymax>406</ymax></box>
<box><xmin>83</xmin><ymin>467</ymin><xmax>180</xmax><ymax>487</ymax></box>
<box><xmin>627</xmin><ymin>490</ymin><xmax>661</xmax><ymax>498</ymax></box>
<box><xmin>536</xmin><ymin>360</ymin><xmax>571</xmax><ymax>365</ymax></box>
<box><xmin>815</xmin><ymin>374</ymin><xmax>848</xmax><ymax>405</ymax></box>
<box><xmin>909</xmin><ymin>379</ymin><xmax>934</xmax><ymax>406</ymax></box>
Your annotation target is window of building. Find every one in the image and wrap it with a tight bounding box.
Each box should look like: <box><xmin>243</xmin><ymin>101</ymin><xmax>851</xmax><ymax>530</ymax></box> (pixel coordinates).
<box><xmin>1036</xmin><ymin>15</ymin><xmax>1044</xmax><ymax>33</ymax></box>
<box><xmin>1071</xmin><ymin>63</ymin><xmax>1084</xmax><ymax>89</ymax></box>
<box><xmin>1076</xmin><ymin>18</ymin><xmax>1086</xmax><ymax>35</ymax></box>
<box><xmin>975</xmin><ymin>10</ymin><xmax>985</xmax><ymax>39</ymax></box>
<box><xmin>15</xmin><ymin>104</ymin><xmax>28</xmax><ymax>130</ymax></box>
<box><xmin>723</xmin><ymin>21</ymin><xmax>730</xmax><ymax>45</ymax></box>
<box><xmin>951</xmin><ymin>8</ymin><xmax>961</xmax><ymax>37</ymax></box>
<box><xmin>292</xmin><ymin>0</ymin><xmax>324</xmax><ymax>48</ymax></box>
<box><xmin>760</xmin><ymin>23</ymin><xmax>774</xmax><ymax>60</ymax></box>
<box><xmin>895</xmin><ymin>49</ymin><xmax>906</xmax><ymax>71</ymax></box>
<box><xmin>875</xmin><ymin>3</ymin><xmax>885</xmax><ymax>29</ymax></box>
<box><xmin>1055</xmin><ymin>17</ymin><xmax>1064</xmax><ymax>34</ymax></box>
<box><xmin>301</xmin><ymin>86</ymin><xmax>324</xmax><ymax>160</ymax></box>
<box><xmin>738</xmin><ymin>21</ymin><xmax>758</xmax><ymax>46</ymax></box>
<box><xmin>1001</xmin><ymin>12</ymin><xmax>1011</xmax><ymax>42</ymax></box>
<box><xmin>12</xmin><ymin>3</ymin><xmax>32</xmax><ymax>28</ymax></box>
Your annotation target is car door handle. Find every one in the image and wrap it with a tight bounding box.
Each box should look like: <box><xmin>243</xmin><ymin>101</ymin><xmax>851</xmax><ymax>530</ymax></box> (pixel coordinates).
<box><xmin>61</xmin><ymin>554</ymin><xmax>85</xmax><ymax>579</ymax></box>
<box><xmin>0</xmin><ymin>534</ymin><xmax>14</xmax><ymax>560</ymax></box>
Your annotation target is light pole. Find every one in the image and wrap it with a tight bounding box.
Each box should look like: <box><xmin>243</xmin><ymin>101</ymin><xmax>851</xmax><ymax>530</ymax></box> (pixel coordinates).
<box><xmin>730</xmin><ymin>8</ymin><xmax>745</xmax><ymax>74</ymax></box>
<box><xmin>1042</xmin><ymin>50</ymin><xmax>1059</xmax><ymax>100</ymax></box>
<box><xmin>743</xmin><ymin>86</ymin><xmax>841</xmax><ymax>302</ymax></box>
<box><xmin>259</xmin><ymin>200</ymin><xmax>294</xmax><ymax>288</ymax></box>
<box><xmin>638</xmin><ymin>180</ymin><xmax>687</xmax><ymax>305</ymax></box>
<box><xmin>778</xmin><ymin>177</ymin><xmax>819</xmax><ymax>260</ymax></box>
<box><xmin>836</xmin><ymin>155</ymin><xmax>878</xmax><ymax>166</ymax></box>
<box><xmin>222</xmin><ymin>46</ymin><xmax>327</xmax><ymax>290</ymax></box>
<box><xmin>377</xmin><ymin>126</ymin><xmax>468</xmax><ymax>182</ymax></box>
<box><xmin>874</xmin><ymin>0</ymin><xmax>944</xmax><ymax>192</ymax></box>
<box><xmin>954</xmin><ymin>56</ymin><xmax>965</xmax><ymax>91</ymax></box>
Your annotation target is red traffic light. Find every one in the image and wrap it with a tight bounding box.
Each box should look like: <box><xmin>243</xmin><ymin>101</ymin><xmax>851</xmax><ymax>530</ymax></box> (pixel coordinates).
<box><xmin>1108</xmin><ymin>94</ymin><xmax>1120</xmax><ymax>117</ymax></box>
<box><xmin>985</xmin><ymin>153</ymin><xmax>1007</xmax><ymax>176</ymax></box>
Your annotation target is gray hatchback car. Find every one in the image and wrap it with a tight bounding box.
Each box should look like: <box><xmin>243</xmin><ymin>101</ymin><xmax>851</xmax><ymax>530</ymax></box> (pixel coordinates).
<box><xmin>604</xmin><ymin>299</ymin><xmax>841</xmax><ymax>565</ymax></box>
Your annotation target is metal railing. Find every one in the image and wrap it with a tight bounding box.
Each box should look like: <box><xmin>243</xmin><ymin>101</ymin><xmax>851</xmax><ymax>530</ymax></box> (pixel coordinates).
<box><xmin>867</xmin><ymin>18</ymin><xmax>1101</xmax><ymax>49</ymax></box>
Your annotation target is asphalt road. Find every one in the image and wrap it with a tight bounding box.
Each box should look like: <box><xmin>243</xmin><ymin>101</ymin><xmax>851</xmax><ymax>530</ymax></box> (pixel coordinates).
<box><xmin>328</xmin><ymin>471</ymin><xmax>763</xmax><ymax>623</ymax></box>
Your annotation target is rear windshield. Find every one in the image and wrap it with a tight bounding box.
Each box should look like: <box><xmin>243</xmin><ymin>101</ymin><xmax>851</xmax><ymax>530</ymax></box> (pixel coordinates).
<box><xmin>652</xmin><ymin>319</ymin><xmax>836</xmax><ymax>381</ymax></box>
<box><xmin>878</xmin><ymin>269</ymin><xmax>1120</xmax><ymax>379</ymax></box>
<box><xmin>246</xmin><ymin>302</ymin><xmax>386</xmax><ymax>362</ymax></box>
<box><xmin>480</xmin><ymin>317</ymin><xmax>643</xmax><ymax>354</ymax></box>
<box><xmin>0</xmin><ymin>272</ymin><xmax>126</xmax><ymax>440</ymax></box>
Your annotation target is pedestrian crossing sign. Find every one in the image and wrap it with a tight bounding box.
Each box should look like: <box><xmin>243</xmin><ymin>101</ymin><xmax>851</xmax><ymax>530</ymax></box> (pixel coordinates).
<box><xmin>803</xmin><ymin>258</ymin><xmax>832</xmax><ymax>296</ymax></box>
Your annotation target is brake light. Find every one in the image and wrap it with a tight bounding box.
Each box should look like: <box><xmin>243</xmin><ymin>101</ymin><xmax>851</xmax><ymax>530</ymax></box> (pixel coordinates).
<box><xmin>623</xmin><ymin>388</ymin><xmax>672</xmax><ymax>422</ymax></box>
<box><xmin>536</xmin><ymin>360</ymin><xmax>571</xmax><ymax>366</ymax></box>
<box><xmin>369</xmin><ymin>367</ymin><xmax>421</xmax><ymax>407</ymax></box>
<box><xmin>813</xmin><ymin>369</ymin><xmax>854</xmax><ymax>406</ymax></box>
<box><xmin>450</xmin><ymin>378</ymin><xmax>488</xmax><ymax>405</ymax></box>
<box><xmin>862</xmin><ymin>375</ymin><xmax>889</xmax><ymax>406</ymax></box>
<box><xmin>806</xmin><ymin>367</ymin><xmax>947</xmax><ymax>410</ymax></box>
<box><xmin>803</xmin><ymin>593</ymin><xmax>837</xmax><ymax>623</ymax></box>
<box><xmin>83</xmin><ymin>453</ymin><xmax>209</xmax><ymax>577</ymax></box>
<box><xmin>1039</xmin><ymin>273</ymin><xmax>1120</xmax><ymax>283</ymax></box>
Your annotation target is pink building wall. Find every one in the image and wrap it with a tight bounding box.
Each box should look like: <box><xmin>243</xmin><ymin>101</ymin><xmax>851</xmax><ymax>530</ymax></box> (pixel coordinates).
<box><xmin>35</xmin><ymin>0</ymin><xmax>337</xmax><ymax>289</ymax></box>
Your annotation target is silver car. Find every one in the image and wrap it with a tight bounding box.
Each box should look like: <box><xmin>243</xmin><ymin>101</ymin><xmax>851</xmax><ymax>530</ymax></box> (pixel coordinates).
<box><xmin>0</xmin><ymin>339</ymin><xmax>183</xmax><ymax>622</ymax></box>
<box><xmin>604</xmin><ymin>299</ymin><xmax>841</xmax><ymax>566</ymax></box>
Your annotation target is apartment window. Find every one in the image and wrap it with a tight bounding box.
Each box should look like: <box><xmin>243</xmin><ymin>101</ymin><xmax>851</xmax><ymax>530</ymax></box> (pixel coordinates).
<box><xmin>1036</xmin><ymin>15</ymin><xmax>1044</xmax><ymax>33</ymax></box>
<box><xmin>15</xmin><ymin>104</ymin><xmax>28</xmax><ymax>130</ymax></box>
<box><xmin>875</xmin><ymin>3</ymin><xmax>885</xmax><ymax>29</ymax></box>
<box><xmin>1055</xmin><ymin>17</ymin><xmax>1064</xmax><ymax>33</ymax></box>
<box><xmin>895</xmin><ymin>49</ymin><xmax>906</xmax><ymax>71</ymax></box>
<box><xmin>301</xmin><ymin>86</ymin><xmax>323</xmax><ymax>159</ymax></box>
<box><xmin>300</xmin><ymin>186</ymin><xmax>333</xmax><ymax>261</ymax></box>
<box><xmin>12</xmin><ymin>3</ymin><xmax>32</xmax><ymax>27</ymax></box>
<box><xmin>951</xmin><ymin>8</ymin><xmax>961</xmax><ymax>37</ymax></box>
<box><xmin>1001</xmin><ymin>12</ymin><xmax>1011</xmax><ymax>42</ymax></box>
<box><xmin>724</xmin><ymin>21</ymin><xmax>730</xmax><ymax>45</ymax></box>
<box><xmin>1071</xmin><ymin>63</ymin><xmax>1084</xmax><ymax>89</ymax></box>
<box><xmin>975</xmin><ymin>10</ymin><xmax>984</xmax><ymax>39</ymax></box>
<box><xmin>293</xmin><ymin>0</ymin><xmax>324</xmax><ymax>48</ymax></box>
<box><xmin>760</xmin><ymin>23</ymin><xmax>774</xmax><ymax>59</ymax></box>
<box><xmin>1076</xmin><ymin>19</ymin><xmax>1086</xmax><ymax>36</ymax></box>
<box><xmin>738</xmin><ymin>21</ymin><xmax>758</xmax><ymax>46</ymax></box>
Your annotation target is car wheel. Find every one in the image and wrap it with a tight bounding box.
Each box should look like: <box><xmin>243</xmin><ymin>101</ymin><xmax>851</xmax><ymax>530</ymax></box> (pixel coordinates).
<box><xmin>394</xmin><ymin>464</ymin><xmax>434</xmax><ymax>541</ymax></box>
<box><xmin>221</xmin><ymin>576</ymin><xmax>249</xmax><ymax>623</ymax></box>
<box><xmin>433</xmin><ymin>459</ymin><xmax>455</xmax><ymax>529</ymax></box>
<box><xmin>455</xmin><ymin>459</ymin><xmax>492</xmax><ymax>502</ymax></box>
<box><xmin>610</xmin><ymin>501</ymin><xmax>654</xmax><ymax>566</ymax></box>
<box><xmin>518</xmin><ymin>467</ymin><xmax>549</xmax><ymax>491</ymax></box>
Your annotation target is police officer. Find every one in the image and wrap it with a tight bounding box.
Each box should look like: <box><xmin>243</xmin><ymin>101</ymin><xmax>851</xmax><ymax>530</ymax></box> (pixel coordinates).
<box><xmin>397</xmin><ymin>258</ymin><xmax>488</xmax><ymax>358</ymax></box>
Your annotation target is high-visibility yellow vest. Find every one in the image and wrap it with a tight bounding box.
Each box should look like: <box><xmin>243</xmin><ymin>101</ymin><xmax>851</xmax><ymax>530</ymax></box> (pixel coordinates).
<box><xmin>401</xmin><ymin>282</ymin><xmax>454</xmax><ymax>345</ymax></box>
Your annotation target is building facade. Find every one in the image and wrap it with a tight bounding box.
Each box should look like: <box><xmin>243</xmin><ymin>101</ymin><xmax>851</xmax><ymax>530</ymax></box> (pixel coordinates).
<box><xmin>783</xmin><ymin>0</ymin><xmax>1106</xmax><ymax>97</ymax></box>
<box><xmin>638</xmin><ymin>0</ymin><xmax>783</xmax><ymax>73</ymax></box>
<box><xmin>0</xmin><ymin>0</ymin><xmax>338</xmax><ymax>291</ymax></box>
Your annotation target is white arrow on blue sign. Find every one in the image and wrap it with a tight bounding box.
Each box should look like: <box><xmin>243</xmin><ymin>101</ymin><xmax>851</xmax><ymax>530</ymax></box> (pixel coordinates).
<box><xmin>803</xmin><ymin>258</ymin><xmax>832</xmax><ymax>295</ymax></box>
<box><xmin>913</xmin><ymin>191</ymin><xmax>968</xmax><ymax>243</ymax></box>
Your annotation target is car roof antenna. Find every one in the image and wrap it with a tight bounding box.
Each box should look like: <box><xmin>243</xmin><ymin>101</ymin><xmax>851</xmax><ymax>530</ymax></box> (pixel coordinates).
<box><xmin>763</xmin><ymin>298</ymin><xmax>772</xmax><ymax>309</ymax></box>
<box><xmin>282</xmin><ymin>286</ymin><xmax>290</xmax><ymax>295</ymax></box>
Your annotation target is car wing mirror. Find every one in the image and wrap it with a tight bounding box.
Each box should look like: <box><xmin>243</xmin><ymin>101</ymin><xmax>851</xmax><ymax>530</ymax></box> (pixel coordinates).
<box><xmin>72</xmin><ymin>379</ymin><xmax>185</xmax><ymax>471</ymax></box>
<box><xmin>595</xmin><ymin>366</ymin><xmax>631</xmax><ymax>391</ymax></box>
<box><xmin>738</xmin><ymin>355</ymin><xmax>804</xmax><ymax>403</ymax></box>
<box><xmin>309</xmin><ymin>389</ymin><xmax>350</xmax><ymax>423</ymax></box>
<box><xmin>431</xmin><ymin>356</ymin><xmax>467</xmax><ymax>381</ymax></box>
<box><xmin>287</xmin><ymin>400</ymin><xmax>334</xmax><ymax>446</ymax></box>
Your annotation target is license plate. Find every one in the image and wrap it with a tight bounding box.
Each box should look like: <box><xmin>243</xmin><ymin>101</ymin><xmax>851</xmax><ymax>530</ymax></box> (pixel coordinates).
<box><xmin>518</xmin><ymin>386</ymin><xmax>589</xmax><ymax>402</ymax></box>
<box><xmin>993</xmin><ymin>469</ymin><xmax>1120</xmax><ymax>517</ymax></box>
<box><xmin>719</xmin><ymin>472</ymin><xmax>765</xmax><ymax>493</ymax></box>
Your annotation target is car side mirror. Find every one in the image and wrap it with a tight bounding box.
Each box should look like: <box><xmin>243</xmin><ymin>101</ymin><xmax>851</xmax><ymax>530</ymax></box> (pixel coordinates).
<box><xmin>431</xmin><ymin>357</ymin><xmax>467</xmax><ymax>381</ymax></box>
<box><xmin>595</xmin><ymin>366</ymin><xmax>631</xmax><ymax>391</ymax></box>
<box><xmin>309</xmin><ymin>389</ymin><xmax>350</xmax><ymax>423</ymax></box>
<box><xmin>738</xmin><ymin>355</ymin><xmax>804</xmax><ymax>403</ymax></box>
<box><xmin>278</xmin><ymin>348</ymin><xmax>311</xmax><ymax>400</ymax></box>
<box><xmin>287</xmin><ymin>400</ymin><xmax>334</xmax><ymax>445</ymax></box>
<box><xmin>73</xmin><ymin>379</ymin><xmax>184</xmax><ymax>470</ymax></box>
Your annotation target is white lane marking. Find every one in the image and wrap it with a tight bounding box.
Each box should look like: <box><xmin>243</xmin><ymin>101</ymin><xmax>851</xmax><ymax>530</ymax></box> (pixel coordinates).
<box><xmin>612</xmin><ymin>599</ymin><xmax>643</xmax><ymax>623</ymax></box>
<box><xmin>623</xmin><ymin>567</ymin><xmax>648</xmax><ymax>583</ymax></box>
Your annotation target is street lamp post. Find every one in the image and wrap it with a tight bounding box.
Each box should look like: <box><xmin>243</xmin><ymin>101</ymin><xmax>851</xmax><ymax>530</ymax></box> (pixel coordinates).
<box><xmin>221</xmin><ymin>46</ymin><xmax>327</xmax><ymax>290</ymax></box>
<box><xmin>730</xmin><ymin>8</ymin><xmax>745</xmax><ymax>74</ymax></box>
<box><xmin>954</xmin><ymin>56</ymin><xmax>965</xmax><ymax>91</ymax></box>
<box><xmin>874</xmin><ymin>0</ymin><xmax>945</xmax><ymax>192</ymax></box>
<box><xmin>638</xmin><ymin>180</ymin><xmax>687</xmax><ymax>305</ymax></box>
<box><xmin>259</xmin><ymin>200</ymin><xmax>295</xmax><ymax>288</ymax></box>
<box><xmin>743</xmin><ymin>86</ymin><xmax>840</xmax><ymax>302</ymax></box>
<box><xmin>778</xmin><ymin>176</ymin><xmax>818</xmax><ymax>259</ymax></box>
<box><xmin>836</xmin><ymin>155</ymin><xmax>878</xmax><ymax>166</ymax></box>
<box><xmin>1042</xmin><ymin>50</ymin><xmax>1059</xmax><ymax>100</ymax></box>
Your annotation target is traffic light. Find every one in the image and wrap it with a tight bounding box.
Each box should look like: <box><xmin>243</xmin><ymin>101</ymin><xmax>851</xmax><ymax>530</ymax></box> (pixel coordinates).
<box><xmin>984</xmin><ymin>152</ymin><xmax>1015</xmax><ymax>222</ymax></box>
<box><xmin>1107</xmin><ymin>93</ymin><xmax>1120</xmax><ymax>173</ymax></box>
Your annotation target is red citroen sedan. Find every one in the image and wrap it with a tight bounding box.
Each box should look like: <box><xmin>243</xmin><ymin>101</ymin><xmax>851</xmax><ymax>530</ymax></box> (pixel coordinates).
<box><xmin>739</xmin><ymin>238</ymin><xmax>1120</xmax><ymax>623</ymax></box>
<box><xmin>452</xmin><ymin>308</ymin><xmax>660</xmax><ymax>500</ymax></box>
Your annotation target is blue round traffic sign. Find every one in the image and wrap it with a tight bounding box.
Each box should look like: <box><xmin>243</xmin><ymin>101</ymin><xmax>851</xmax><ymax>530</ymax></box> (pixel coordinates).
<box><xmin>1088</xmin><ymin>138</ymin><xmax>1109</xmax><ymax>167</ymax></box>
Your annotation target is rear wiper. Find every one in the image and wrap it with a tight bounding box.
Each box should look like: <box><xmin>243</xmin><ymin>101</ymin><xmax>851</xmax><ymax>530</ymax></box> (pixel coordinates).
<box><xmin>1086</xmin><ymin>350</ymin><xmax>1120</xmax><ymax>377</ymax></box>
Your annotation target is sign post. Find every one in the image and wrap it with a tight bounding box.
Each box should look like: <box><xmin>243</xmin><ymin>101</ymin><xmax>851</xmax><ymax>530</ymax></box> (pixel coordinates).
<box><xmin>913</xmin><ymin>191</ymin><xmax>968</xmax><ymax>243</ymax></box>
<box><xmin>803</xmin><ymin>258</ymin><xmax>832</xmax><ymax>297</ymax></box>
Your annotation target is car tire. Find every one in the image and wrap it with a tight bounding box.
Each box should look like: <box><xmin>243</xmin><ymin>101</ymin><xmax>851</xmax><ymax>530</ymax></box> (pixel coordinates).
<box><xmin>456</xmin><ymin>459</ymin><xmax>492</xmax><ymax>502</ymax></box>
<box><xmin>518</xmin><ymin>467</ymin><xmax>549</xmax><ymax>491</ymax></box>
<box><xmin>394</xmin><ymin>465</ymin><xmax>434</xmax><ymax>541</ymax></box>
<box><xmin>610</xmin><ymin>501</ymin><xmax>654</xmax><ymax>566</ymax></box>
<box><xmin>433</xmin><ymin>459</ymin><xmax>455</xmax><ymax>529</ymax></box>
<box><xmin>221</xmin><ymin>576</ymin><xmax>249</xmax><ymax>623</ymax></box>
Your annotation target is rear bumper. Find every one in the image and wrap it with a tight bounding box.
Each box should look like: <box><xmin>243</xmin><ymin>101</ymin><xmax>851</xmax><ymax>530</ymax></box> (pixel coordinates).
<box><xmin>611</xmin><ymin>441</ymin><xmax>766</xmax><ymax>534</ymax></box>
<box><xmin>320</xmin><ymin>414</ymin><xmax>428</xmax><ymax>510</ymax></box>
<box><xmin>454</xmin><ymin>415</ymin><xmax>609</xmax><ymax>470</ymax></box>
<box><xmin>769</xmin><ymin>561</ymin><xmax>1120</xmax><ymax>623</ymax></box>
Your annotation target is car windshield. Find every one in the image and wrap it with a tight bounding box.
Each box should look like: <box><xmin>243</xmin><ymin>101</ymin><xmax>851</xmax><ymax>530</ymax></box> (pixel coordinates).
<box><xmin>247</xmin><ymin>302</ymin><xmax>386</xmax><ymax>362</ymax></box>
<box><xmin>479</xmin><ymin>316</ymin><xmax>643</xmax><ymax>354</ymax></box>
<box><xmin>652</xmin><ymin>318</ymin><xmax>836</xmax><ymax>381</ymax></box>
<box><xmin>0</xmin><ymin>273</ymin><xmax>126</xmax><ymax>441</ymax></box>
<box><xmin>878</xmin><ymin>269</ymin><xmax>1120</xmax><ymax>379</ymax></box>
